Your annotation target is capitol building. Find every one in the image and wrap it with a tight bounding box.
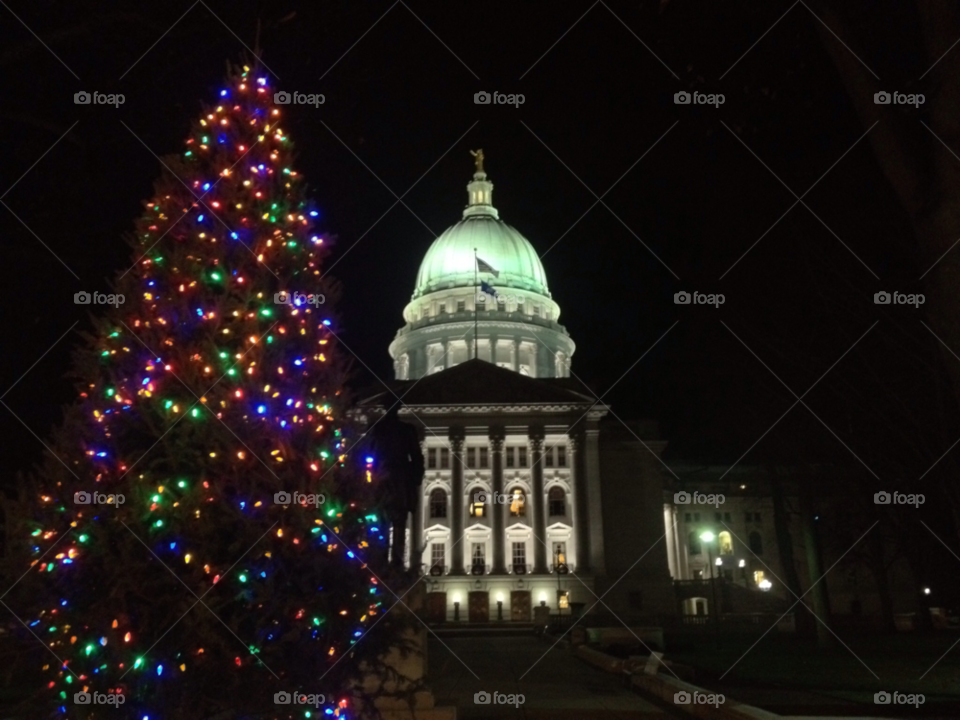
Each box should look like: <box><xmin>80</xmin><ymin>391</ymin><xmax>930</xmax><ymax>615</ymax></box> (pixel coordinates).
<box><xmin>360</xmin><ymin>154</ymin><xmax>914</xmax><ymax>627</ymax></box>
<box><xmin>362</xmin><ymin>155</ymin><xmax>676</xmax><ymax>624</ymax></box>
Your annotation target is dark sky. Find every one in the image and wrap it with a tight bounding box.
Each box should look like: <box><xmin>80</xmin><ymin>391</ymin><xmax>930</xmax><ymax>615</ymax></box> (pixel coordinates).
<box><xmin>0</xmin><ymin>1</ymin><xmax>946</xmax><ymax>486</ymax></box>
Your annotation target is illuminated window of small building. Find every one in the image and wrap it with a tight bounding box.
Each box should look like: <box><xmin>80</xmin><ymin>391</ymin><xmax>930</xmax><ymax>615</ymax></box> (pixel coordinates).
<box><xmin>559</xmin><ymin>592</ymin><xmax>570</xmax><ymax>609</ymax></box>
<box><xmin>548</xmin><ymin>487</ymin><xmax>566</xmax><ymax>516</ymax></box>
<box><xmin>509</xmin><ymin>488</ymin><xmax>525</xmax><ymax>516</ymax></box>
<box><xmin>718</xmin><ymin>531</ymin><xmax>734</xmax><ymax>555</ymax></box>
<box><xmin>429</xmin><ymin>489</ymin><xmax>447</xmax><ymax>519</ymax></box>
<box><xmin>753</xmin><ymin>570</ymin><xmax>765</xmax><ymax>586</ymax></box>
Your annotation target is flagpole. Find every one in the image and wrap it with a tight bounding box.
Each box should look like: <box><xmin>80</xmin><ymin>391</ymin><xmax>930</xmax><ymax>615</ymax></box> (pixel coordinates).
<box><xmin>473</xmin><ymin>247</ymin><xmax>479</xmax><ymax>360</ymax></box>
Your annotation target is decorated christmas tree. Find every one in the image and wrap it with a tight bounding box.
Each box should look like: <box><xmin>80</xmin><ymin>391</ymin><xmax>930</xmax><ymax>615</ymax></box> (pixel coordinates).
<box><xmin>7</xmin><ymin>65</ymin><xmax>411</xmax><ymax>719</ymax></box>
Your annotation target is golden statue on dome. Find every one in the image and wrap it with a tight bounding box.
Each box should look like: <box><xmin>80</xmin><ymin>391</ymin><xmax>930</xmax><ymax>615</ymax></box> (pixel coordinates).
<box><xmin>470</xmin><ymin>148</ymin><xmax>485</xmax><ymax>174</ymax></box>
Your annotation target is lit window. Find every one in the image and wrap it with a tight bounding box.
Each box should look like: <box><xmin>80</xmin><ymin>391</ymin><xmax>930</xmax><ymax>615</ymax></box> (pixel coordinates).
<box><xmin>753</xmin><ymin>570</ymin><xmax>765</xmax><ymax>586</ymax></box>
<box><xmin>509</xmin><ymin>488</ymin><xmax>525</xmax><ymax>516</ymax></box>
<box><xmin>718</xmin><ymin>531</ymin><xmax>734</xmax><ymax>555</ymax></box>
<box><xmin>553</xmin><ymin>542</ymin><xmax>566</xmax><ymax>567</ymax></box>
<box><xmin>469</xmin><ymin>488</ymin><xmax>485</xmax><ymax>517</ymax></box>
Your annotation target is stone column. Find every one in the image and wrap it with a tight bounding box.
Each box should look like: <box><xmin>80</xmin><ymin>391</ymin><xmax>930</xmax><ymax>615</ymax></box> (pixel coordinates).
<box><xmin>449</xmin><ymin>431</ymin><xmax>465</xmax><ymax>575</ymax></box>
<box><xmin>490</xmin><ymin>430</ymin><xmax>506</xmax><ymax>574</ymax></box>
<box><xmin>442</xmin><ymin>339</ymin><xmax>450</xmax><ymax>369</ymax></box>
<box><xmin>569</xmin><ymin>432</ymin><xmax>589</xmax><ymax>572</ymax></box>
<box><xmin>411</xmin><ymin>435</ymin><xmax>427</xmax><ymax>573</ymax></box>
<box><xmin>584</xmin><ymin>425</ymin><xmax>606</xmax><ymax>575</ymax></box>
<box><xmin>530</xmin><ymin>430</ymin><xmax>547</xmax><ymax>574</ymax></box>
<box><xmin>490</xmin><ymin>334</ymin><xmax>498</xmax><ymax>366</ymax></box>
<box><xmin>513</xmin><ymin>338</ymin><xmax>520</xmax><ymax>372</ymax></box>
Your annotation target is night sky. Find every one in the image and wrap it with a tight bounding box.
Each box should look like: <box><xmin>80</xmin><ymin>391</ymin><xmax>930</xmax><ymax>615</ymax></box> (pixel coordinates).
<box><xmin>0</xmin><ymin>1</ymin><xmax>947</xmax><ymax>486</ymax></box>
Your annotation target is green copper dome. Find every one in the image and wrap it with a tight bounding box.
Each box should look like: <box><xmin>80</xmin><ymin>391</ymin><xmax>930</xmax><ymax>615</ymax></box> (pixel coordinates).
<box><xmin>412</xmin><ymin>170</ymin><xmax>550</xmax><ymax>299</ymax></box>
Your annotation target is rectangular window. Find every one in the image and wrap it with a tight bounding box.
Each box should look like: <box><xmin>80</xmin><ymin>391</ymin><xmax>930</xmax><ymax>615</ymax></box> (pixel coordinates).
<box><xmin>715</xmin><ymin>512</ymin><xmax>722</xmax><ymax>522</ymax></box>
<box><xmin>545</xmin><ymin>447</ymin><xmax>555</xmax><ymax>467</ymax></box>
<box><xmin>467</xmin><ymin>447</ymin><xmax>476</xmax><ymax>468</ymax></box>
<box><xmin>440</xmin><ymin>448</ymin><xmax>450</xmax><ymax>469</ymax></box>
<box><xmin>519</xmin><ymin>447</ymin><xmax>528</xmax><ymax>467</ymax></box>
<box><xmin>553</xmin><ymin>542</ymin><xmax>566</xmax><ymax>567</ymax></box>
<box><xmin>512</xmin><ymin>542</ymin><xmax>526</xmax><ymax>567</ymax></box>
<box><xmin>439</xmin><ymin>303</ymin><xmax>446</xmax><ymax>314</ymax></box>
<box><xmin>431</xmin><ymin>543</ymin><xmax>445</xmax><ymax>570</ymax></box>
<box><xmin>427</xmin><ymin>448</ymin><xmax>437</xmax><ymax>469</ymax></box>
<box><xmin>694</xmin><ymin>513</ymin><xmax>700</xmax><ymax>522</ymax></box>
<box><xmin>684</xmin><ymin>513</ymin><xmax>692</xmax><ymax>523</ymax></box>
<box><xmin>745</xmin><ymin>512</ymin><xmax>752</xmax><ymax>523</ymax></box>
<box><xmin>472</xmin><ymin>543</ymin><xmax>485</xmax><ymax>567</ymax></box>
<box><xmin>506</xmin><ymin>447</ymin><xmax>515</xmax><ymax>468</ymax></box>
<box><xmin>457</xmin><ymin>300</ymin><xmax>465</xmax><ymax>312</ymax></box>
<box><xmin>533</xmin><ymin>306</ymin><xmax>540</xmax><ymax>317</ymax></box>
<box><xmin>479</xmin><ymin>447</ymin><xmax>489</xmax><ymax>468</ymax></box>
<box><xmin>724</xmin><ymin>512</ymin><xmax>731</xmax><ymax>522</ymax></box>
<box><xmin>557</xmin><ymin>446</ymin><xmax>567</xmax><ymax>467</ymax></box>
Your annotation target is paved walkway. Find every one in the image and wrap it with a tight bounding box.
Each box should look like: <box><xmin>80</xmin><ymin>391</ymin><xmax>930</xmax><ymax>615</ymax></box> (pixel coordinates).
<box><xmin>426</xmin><ymin>635</ymin><xmax>683</xmax><ymax>719</ymax></box>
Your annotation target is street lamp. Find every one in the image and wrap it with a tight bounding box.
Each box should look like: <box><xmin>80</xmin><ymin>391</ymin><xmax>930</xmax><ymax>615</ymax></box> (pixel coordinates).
<box><xmin>699</xmin><ymin>530</ymin><xmax>720</xmax><ymax>648</ymax></box>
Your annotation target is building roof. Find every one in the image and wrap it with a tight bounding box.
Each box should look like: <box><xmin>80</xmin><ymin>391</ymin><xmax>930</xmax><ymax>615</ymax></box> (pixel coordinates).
<box><xmin>358</xmin><ymin>359</ymin><xmax>596</xmax><ymax>408</ymax></box>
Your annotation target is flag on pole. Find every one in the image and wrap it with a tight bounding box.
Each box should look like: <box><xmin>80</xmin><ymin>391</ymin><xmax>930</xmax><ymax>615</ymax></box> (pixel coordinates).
<box><xmin>480</xmin><ymin>280</ymin><xmax>497</xmax><ymax>298</ymax></box>
<box><xmin>476</xmin><ymin>257</ymin><xmax>499</xmax><ymax>277</ymax></box>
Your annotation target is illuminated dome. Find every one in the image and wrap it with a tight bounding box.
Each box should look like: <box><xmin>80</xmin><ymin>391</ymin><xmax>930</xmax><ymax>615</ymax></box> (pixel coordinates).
<box><xmin>389</xmin><ymin>153</ymin><xmax>574</xmax><ymax>380</ymax></box>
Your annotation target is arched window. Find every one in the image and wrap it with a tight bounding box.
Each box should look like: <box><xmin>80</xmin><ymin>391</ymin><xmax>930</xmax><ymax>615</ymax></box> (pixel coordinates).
<box><xmin>509</xmin><ymin>487</ymin><xmax>525</xmax><ymax>517</ymax></box>
<box><xmin>749</xmin><ymin>531</ymin><xmax>763</xmax><ymax>555</ymax></box>
<box><xmin>548</xmin><ymin>487</ymin><xmax>566</xmax><ymax>516</ymax></box>
<box><xmin>429</xmin><ymin>489</ymin><xmax>447</xmax><ymax>519</ymax></box>
<box><xmin>718</xmin><ymin>531</ymin><xmax>734</xmax><ymax>555</ymax></box>
<box><xmin>687</xmin><ymin>531</ymin><xmax>702</xmax><ymax>556</ymax></box>
<box><xmin>468</xmin><ymin>488</ymin><xmax>485</xmax><ymax>518</ymax></box>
